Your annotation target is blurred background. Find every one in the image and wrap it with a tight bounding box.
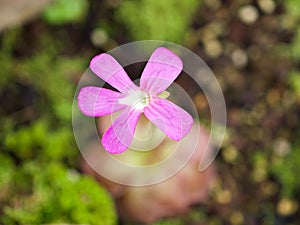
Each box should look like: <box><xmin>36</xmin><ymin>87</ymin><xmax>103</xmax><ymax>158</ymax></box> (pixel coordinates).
<box><xmin>0</xmin><ymin>0</ymin><xmax>300</xmax><ymax>224</ymax></box>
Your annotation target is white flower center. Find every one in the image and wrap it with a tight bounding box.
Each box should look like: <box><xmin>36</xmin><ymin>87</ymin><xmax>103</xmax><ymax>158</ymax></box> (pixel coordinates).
<box><xmin>118</xmin><ymin>90</ymin><xmax>151</xmax><ymax>111</ymax></box>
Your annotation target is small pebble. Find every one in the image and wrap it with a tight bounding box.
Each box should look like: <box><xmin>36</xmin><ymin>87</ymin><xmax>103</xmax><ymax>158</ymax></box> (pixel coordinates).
<box><xmin>204</xmin><ymin>39</ymin><xmax>223</xmax><ymax>58</ymax></box>
<box><xmin>238</xmin><ymin>5</ymin><xmax>259</xmax><ymax>24</ymax></box>
<box><xmin>258</xmin><ymin>0</ymin><xmax>276</xmax><ymax>14</ymax></box>
<box><xmin>215</xmin><ymin>189</ymin><xmax>232</xmax><ymax>204</ymax></box>
<box><xmin>91</xmin><ymin>29</ymin><xmax>108</xmax><ymax>47</ymax></box>
<box><xmin>204</xmin><ymin>0</ymin><xmax>221</xmax><ymax>10</ymax></box>
<box><xmin>222</xmin><ymin>146</ymin><xmax>239</xmax><ymax>163</ymax></box>
<box><xmin>232</xmin><ymin>49</ymin><xmax>248</xmax><ymax>68</ymax></box>
<box><xmin>273</xmin><ymin>138</ymin><xmax>290</xmax><ymax>156</ymax></box>
<box><xmin>229</xmin><ymin>211</ymin><xmax>244</xmax><ymax>225</ymax></box>
<box><xmin>277</xmin><ymin>198</ymin><xmax>298</xmax><ymax>216</ymax></box>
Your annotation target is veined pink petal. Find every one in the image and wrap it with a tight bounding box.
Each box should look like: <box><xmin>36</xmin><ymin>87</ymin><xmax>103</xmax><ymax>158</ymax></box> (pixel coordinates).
<box><xmin>144</xmin><ymin>97</ymin><xmax>193</xmax><ymax>141</ymax></box>
<box><xmin>90</xmin><ymin>53</ymin><xmax>138</xmax><ymax>94</ymax></box>
<box><xmin>102</xmin><ymin>107</ymin><xmax>142</xmax><ymax>154</ymax></box>
<box><xmin>78</xmin><ymin>86</ymin><xmax>126</xmax><ymax>117</ymax></box>
<box><xmin>140</xmin><ymin>47</ymin><xmax>183</xmax><ymax>94</ymax></box>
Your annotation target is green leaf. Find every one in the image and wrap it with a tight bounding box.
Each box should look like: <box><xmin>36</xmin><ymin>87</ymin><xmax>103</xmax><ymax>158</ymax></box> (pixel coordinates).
<box><xmin>43</xmin><ymin>0</ymin><xmax>89</xmax><ymax>25</ymax></box>
<box><xmin>116</xmin><ymin>0</ymin><xmax>200</xmax><ymax>43</ymax></box>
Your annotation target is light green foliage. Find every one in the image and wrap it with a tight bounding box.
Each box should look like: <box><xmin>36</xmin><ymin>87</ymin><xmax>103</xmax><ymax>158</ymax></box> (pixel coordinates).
<box><xmin>4</xmin><ymin>119</ymin><xmax>77</xmax><ymax>163</ymax></box>
<box><xmin>153</xmin><ymin>210</ymin><xmax>205</xmax><ymax>225</ymax></box>
<box><xmin>0</xmin><ymin>27</ymin><xmax>117</xmax><ymax>223</ymax></box>
<box><xmin>289</xmin><ymin>70</ymin><xmax>300</xmax><ymax>96</ymax></box>
<box><xmin>2</xmin><ymin>162</ymin><xmax>117</xmax><ymax>225</ymax></box>
<box><xmin>125</xmin><ymin>208</ymin><xmax>206</xmax><ymax>225</ymax></box>
<box><xmin>284</xmin><ymin>0</ymin><xmax>300</xmax><ymax>19</ymax></box>
<box><xmin>251</xmin><ymin>143</ymin><xmax>300</xmax><ymax>198</ymax></box>
<box><xmin>153</xmin><ymin>219</ymin><xmax>183</xmax><ymax>225</ymax></box>
<box><xmin>282</xmin><ymin>1</ymin><xmax>300</xmax><ymax>61</ymax></box>
<box><xmin>43</xmin><ymin>0</ymin><xmax>89</xmax><ymax>25</ymax></box>
<box><xmin>0</xmin><ymin>0</ymin><xmax>117</xmax><ymax>225</ymax></box>
<box><xmin>0</xmin><ymin>29</ymin><xmax>85</xmax><ymax>124</ymax></box>
<box><xmin>0</xmin><ymin>154</ymin><xmax>15</xmax><ymax>203</ymax></box>
<box><xmin>270</xmin><ymin>143</ymin><xmax>300</xmax><ymax>197</ymax></box>
<box><xmin>16</xmin><ymin>52</ymin><xmax>84</xmax><ymax>123</ymax></box>
<box><xmin>116</xmin><ymin>0</ymin><xmax>200</xmax><ymax>43</ymax></box>
<box><xmin>291</xmin><ymin>28</ymin><xmax>300</xmax><ymax>60</ymax></box>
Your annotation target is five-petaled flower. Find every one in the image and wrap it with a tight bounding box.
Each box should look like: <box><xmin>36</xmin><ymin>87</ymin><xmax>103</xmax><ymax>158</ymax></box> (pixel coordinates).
<box><xmin>78</xmin><ymin>47</ymin><xmax>194</xmax><ymax>154</ymax></box>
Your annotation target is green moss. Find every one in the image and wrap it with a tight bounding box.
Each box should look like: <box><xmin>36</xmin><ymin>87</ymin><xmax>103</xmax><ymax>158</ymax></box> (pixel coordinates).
<box><xmin>123</xmin><ymin>208</ymin><xmax>206</xmax><ymax>225</ymax></box>
<box><xmin>0</xmin><ymin>29</ymin><xmax>86</xmax><ymax>124</ymax></box>
<box><xmin>289</xmin><ymin>70</ymin><xmax>300</xmax><ymax>96</ymax></box>
<box><xmin>116</xmin><ymin>0</ymin><xmax>200</xmax><ymax>43</ymax></box>
<box><xmin>0</xmin><ymin>154</ymin><xmax>15</xmax><ymax>206</ymax></box>
<box><xmin>4</xmin><ymin>119</ymin><xmax>78</xmax><ymax>165</ymax></box>
<box><xmin>0</xmin><ymin>6</ymin><xmax>119</xmax><ymax>225</ymax></box>
<box><xmin>270</xmin><ymin>143</ymin><xmax>300</xmax><ymax>197</ymax></box>
<box><xmin>2</xmin><ymin>162</ymin><xmax>117</xmax><ymax>225</ymax></box>
<box><xmin>14</xmin><ymin>50</ymin><xmax>85</xmax><ymax>123</ymax></box>
<box><xmin>152</xmin><ymin>219</ymin><xmax>184</xmax><ymax>225</ymax></box>
<box><xmin>281</xmin><ymin>1</ymin><xmax>300</xmax><ymax>61</ymax></box>
<box><xmin>43</xmin><ymin>0</ymin><xmax>89</xmax><ymax>25</ymax></box>
<box><xmin>290</xmin><ymin>28</ymin><xmax>300</xmax><ymax>60</ymax></box>
<box><xmin>284</xmin><ymin>0</ymin><xmax>300</xmax><ymax>20</ymax></box>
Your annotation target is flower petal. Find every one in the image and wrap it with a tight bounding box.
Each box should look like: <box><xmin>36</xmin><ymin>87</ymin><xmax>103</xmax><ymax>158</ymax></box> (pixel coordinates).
<box><xmin>140</xmin><ymin>47</ymin><xmax>183</xmax><ymax>94</ymax></box>
<box><xmin>90</xmin><ymin>53</ymin><xmax>138</xmax><ymax>93</ymax></box>
<box><xmin>78</xmin><ymin>86</ymin><xmax>126</xmax><ymax>117</ymax></box>
<box><xmin>102</xmin><ymin>107</ymin><xmax>142</xmax><ymax>154</ymax></box>
<box><xmin>144</xmin><ymin>97</ymin><xmax>193</xmax><ymax>141</ymax></box>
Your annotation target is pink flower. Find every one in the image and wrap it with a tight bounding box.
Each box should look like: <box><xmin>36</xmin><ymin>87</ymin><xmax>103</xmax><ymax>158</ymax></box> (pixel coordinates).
<box><xmin>78</xmin><ymin>47</ymin><xmax>194</xmax><ymax>154</ymax></box>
